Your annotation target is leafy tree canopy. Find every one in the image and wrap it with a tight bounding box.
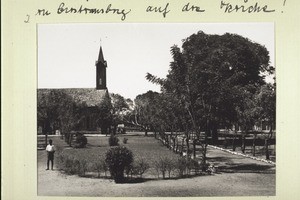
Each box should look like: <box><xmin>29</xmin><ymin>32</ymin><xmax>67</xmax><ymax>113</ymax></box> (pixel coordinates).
<box><xmin>147</xmin><ymin>31</ymin><xmax>275</xmax><ymax>132</ymax></box>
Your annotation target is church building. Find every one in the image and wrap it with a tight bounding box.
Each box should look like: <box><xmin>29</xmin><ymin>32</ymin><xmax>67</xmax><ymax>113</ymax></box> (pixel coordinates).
<box><xmin>38</xmin><ymin>45</ymin><xmax>110</xmax><ymax>134</ymax></box>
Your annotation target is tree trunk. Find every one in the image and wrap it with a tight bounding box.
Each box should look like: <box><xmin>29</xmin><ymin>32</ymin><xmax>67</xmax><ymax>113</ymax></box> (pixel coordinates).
<box><xmin>102</xmin><ymin>127</ymin><xmax>107</xmax><ymax>136</ymax></box>
<box><xmin>265</xmin><ymin>138</ymin><xmax>270</xmax><ymax>160</ymax></box>
<box><xmin>186</xmin><ymin>135</ymin><xmax>190</xmax><ymax>156</ymax></box>
<box><xmin>68</xmin><ymin>133</ymin><xmax>73</xmax><ymax>147</ymax></box>
<box><xmin>165</xmin><ymin>135</ymin><xmax>169</xmax><ymax>148</ymax></box>
<box><xmin>173</xmin><ymin>136</ymin><xmax>176</xmax><ymax>152</ymax></box>
<box><xmin>64</xmin><ymin>132</ymin><xmax>68</xmax><ymax>143</ymax></box>
<box><xmin>181</xmin><ymin>138</ymin><xmax>184</xmax><ymax>155</ymax></box>
<box><xmin>113</xmin><ymin>125</ymin><xmax>117</xmax><ymax>135</ymax></box>
<box><xmin>201</xmin><ymin>145</ymin><xmax>207</xmax><ymax>171</ymax></box>
<box><xmin>45</xmin><ymin>133</ymin><xmax>48</xmax><ymax>147</ymax></box>
<box><xmin>232</xmin><ymin>134</ymin><xmax>236</xmax><ymax>151</ymax></box>
<box><xmin>241</xmin><ymin>134</ymin><xmax>246</xmax><ymax>153</ymax></box>
<box><xmin>193</xmin><ymin>140</ymin><xmax>196</xmax><ymax>159</ymax></box>
<box><xmin>265</xmin><ymin>126</ymin><xmax>273</xmax><ymax>160</ymax></box>
<box><xmin>175</xmin><ymin>137</ymin><xmax>178</xmax><ymax>153</ymax></box>
<box><xmin>169</xmin><ymin>131</ymin><xmax>173</xmax><ymax>150</ymax></box>
<box><xmin>252</xmin><ymin>134</ymin><xmax>256</xmax><ymax>156</ymax></box>
<box><xmin>162</xmin><ymin>171</ymin><xmax>166</xmax><ymax>179</ymax></box>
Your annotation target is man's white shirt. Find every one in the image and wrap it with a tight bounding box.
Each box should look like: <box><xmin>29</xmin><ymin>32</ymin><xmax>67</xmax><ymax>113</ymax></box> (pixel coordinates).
<box><xmin>46</xmin><ymin>144</ymin><xmax>55</xmax><ymax>152</ymax></box>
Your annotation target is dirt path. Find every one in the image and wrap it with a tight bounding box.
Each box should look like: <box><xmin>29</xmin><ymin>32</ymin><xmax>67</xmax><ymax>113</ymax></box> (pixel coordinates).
<box><xmin>37</xmin><ymin>137</ymin><xmax>275</xmax><ymax>197</ymax></box>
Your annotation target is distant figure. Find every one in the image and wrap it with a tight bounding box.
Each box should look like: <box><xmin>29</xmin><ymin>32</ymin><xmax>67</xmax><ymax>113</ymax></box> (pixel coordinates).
<box><xmin>46</xmin><ymin>139</ymin><xmax>55</xmax><ymax>170</ymax></box>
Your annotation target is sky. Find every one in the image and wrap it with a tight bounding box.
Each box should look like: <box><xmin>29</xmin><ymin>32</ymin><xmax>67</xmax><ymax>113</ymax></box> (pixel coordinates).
<box><xmin>38</xmin><ymin>23</ymin><xmax>274</xmax><ymax>100</ymax></box>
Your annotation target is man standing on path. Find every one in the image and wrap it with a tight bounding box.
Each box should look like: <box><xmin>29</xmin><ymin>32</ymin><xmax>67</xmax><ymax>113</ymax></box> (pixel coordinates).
<box><xmin>46</xmin><ymin>139</ymin><xmax>55</xmax><ymax>170</ymax></box>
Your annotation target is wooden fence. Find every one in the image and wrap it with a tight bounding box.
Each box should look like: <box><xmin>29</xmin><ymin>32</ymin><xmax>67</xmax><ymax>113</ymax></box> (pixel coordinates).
<box><xmin>37</xmin><ymin>134</ymin><xmax>48</xmax><ymax>150</ymax></box>
<box><xmin>155</xmin><ymin>130</ymin><xmax>276</xmax><ymax>161</ymax></box>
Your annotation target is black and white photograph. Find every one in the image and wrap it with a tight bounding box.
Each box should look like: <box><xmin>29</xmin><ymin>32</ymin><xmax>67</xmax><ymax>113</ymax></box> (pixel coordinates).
<box><xmin>37</xmin><ymin>23</ymin><xmax>275</xmax><ymax>196</ymax></box>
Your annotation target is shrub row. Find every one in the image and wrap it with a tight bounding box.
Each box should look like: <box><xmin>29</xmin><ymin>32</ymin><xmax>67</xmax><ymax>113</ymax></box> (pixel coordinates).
<box><xmin>57</xmin><ymin>146</ymin><xmax>145</xmax><ymax>182</ymax></box>
<box><xmin>57</xmin><ymin>146</ymin><xmax>214</xmax><ymax>183</ymax></box>
<box><xmin>125</xmin><ymin>158</ymin><xmax>150</xmax><ymax>178</ymax></box>
<box><xmin>153</xmin><ymin>156</ymin><xmax>210</xmax><ymax>179</ymax></box>
<box><xmin>56</xmin><ymin>154</ymin><xmax>89</xmax><ymax>176</ymax></box>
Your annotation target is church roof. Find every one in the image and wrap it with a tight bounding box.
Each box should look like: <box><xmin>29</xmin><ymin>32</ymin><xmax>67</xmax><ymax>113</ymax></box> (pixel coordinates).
<box><xmin>38</xmin><ymin>88</ymin><xmax>108</xmax><ymax>107</ymax></box>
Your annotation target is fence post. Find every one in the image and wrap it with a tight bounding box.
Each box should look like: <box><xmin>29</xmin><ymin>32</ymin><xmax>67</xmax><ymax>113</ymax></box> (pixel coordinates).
<box><xmin>181</xmin><ymin>138</ymin><xmax>184</xmax><ymax>155</ymax></box>
<box><xmin>232</xmin><ymin>134</ymin><xmax>236</xmax><ymax>151</ymax></box>
<box><xmin>252</xmin><ymin>134</ymin><xmax>256</xmax><ymax>156</ymax></box>
<box><xmin>173</xmin><ymin>136</ymin><xmax>176</xmax><ymax>152</ymax></box>
<box><xmin>193</xmin><ymin>140</ymin><xmax>196</xmax><ymax>159</ymax></box>
<box><xmin>265</xmin><ymin>138</ymin><xmax>269</xmax><ymax>160</ymax></box>
<box><xmin>241</xmin><ymin>134</ymin><xmax>246</xmax><ymax>153</ymax></box>
<box><xmin>69</xmin><ymin>133</ymin><xmax>73</xmax><ymax>147</ymax></box>
<box><xmin>175</xmin><ymin>137</ymin><xmax>178</xmax><ymax>153</ymax></box>
<box><xmin>224</xmin><ymin>135</ymin><xmax>227</xmax><ymax>149</ymax></box>
<box><xmin>45</xmin><ymin>132</ymin><xmax>48</xmax><ymax>148</ymax></box>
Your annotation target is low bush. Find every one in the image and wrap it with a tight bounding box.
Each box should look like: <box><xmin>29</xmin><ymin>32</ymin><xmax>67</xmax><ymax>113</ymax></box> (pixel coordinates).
<box><xmin>94</xmin><ymin>160</ymin><xmax>102</xmax><ymax>178</ymax></box>
<box><xmin>125</xmin><ymin>164</ymin><xmax>133</xmax><ymax>178</ymax></box>
<box><xmin>200</xmin><ymin>162</ymin><xmax>210</xmax><ymax>172</ymax></box>
<box><xmin>78</xmin><ymin>159</ymin><xmax>89</xmax><ymax>177</ymax></box>
<box><xmin>108</xmin><ymin>135</ymin><xmax>119</xmax><ymax>146</ymax></box>
<box><xmin>55</xmin><ymin>145</ymin><xmax>63</xmax><ymax>154</ymax></box>
<box><xmin>123</xmin><ymin>137</ymin><xmax>128</xmax><ymax>144</ymax></box>
<box><xmin>165</xmin><ymin>158</ymin><xmax>176</xmax><ymax>178</ymax></box>
<box><xmin>56</xmin><ymin>154</ymin><xmax>87</xmax><ymax>175</ymax></box>
<box><xmin>56</xmin><ymin>154</ymin><xmax>66</xmax><ymax>170</ymax></box>
<box><xmin>64</xmin><ymin>156</ymin><xmax>80</xmax><ymax>175</ymax></box>
<box><xmin>105</xmin><ymin>146</ymin><xmax>133</xmax><ymax>183</ymax></box>
<box><xmin>93</xmin><ymin>159</ymin><xmax>109</xmax><ymax>178</ymax></box>
<box><xmin>175</xmin><ymin>157</ymin><xmax>202</xmax><ymax>176</ymax></box>
<box><xmin>192</xmin><ymin>159</ymin><xmax>202</xmax><ymax>175</ymax></box>
<box><xmin>176</xmin><ymin>157</ymin><xmax>187</xmax><ymax>177</ymax></box>
<box><xmin>153</xmin><ymin>161</ymin><xmax>161</xmax><ymax>178</ymax></box>
<box><xmin>154</xmin><ymin>157</ymin><xmax>174</xmax><ymax>179</ymax></box>
<box><xmin>131</xmin><ymin>158</ymin><xmax>150</xmax><ymax>178</ymax></box>
<box><xmin>75</xmin><ymin>133</ymin><xmax>88</xmax><ymax>148</ymax></box>
<box><xmin>186</xmin><ymin>158</ymin><xmax>195</xmax><ymax>175</ymax></box>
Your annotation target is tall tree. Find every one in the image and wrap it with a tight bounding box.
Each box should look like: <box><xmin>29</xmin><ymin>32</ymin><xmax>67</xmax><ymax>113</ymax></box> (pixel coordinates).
<box><xmin>255</xmin><ymin>83</ymin><xmax>276</xmax><ymax>159</ymax></box>
<box><xmin>97</xmin><ymin>93</ymin><xmax>113</xmax><ymax>136</ymax></box>
<box><xmin>147</xmin><ymin>31</ymin><xmax>274</xmax><ymax>165</ymax></box>
<box><xmin>134</xmin><ymin>91</ymin><xmax>161</xmax><ymax>136</ymax></box>
<box><xmin>37</xmin><ymin>90</ymin><xmax>78</xmax><ymax>143</ymax></box>
<box><xmin>110</xmin><ymin>93</ymin><xmax>130</xmax><ymax>134</ymax></box>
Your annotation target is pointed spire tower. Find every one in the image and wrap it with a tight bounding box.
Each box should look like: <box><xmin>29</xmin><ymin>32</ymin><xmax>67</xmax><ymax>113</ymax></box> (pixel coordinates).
<box><xmin>95</xmin><ymin>45</ymin><xmax>107</xmax><ymax>90</ymax></box>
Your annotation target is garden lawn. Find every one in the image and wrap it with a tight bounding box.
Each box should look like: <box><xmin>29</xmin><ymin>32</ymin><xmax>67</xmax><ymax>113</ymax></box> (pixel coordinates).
<box><xmin>59</xmin><ymin>134</ymin><xmax>182</xmax><ymax>178</ymax></box>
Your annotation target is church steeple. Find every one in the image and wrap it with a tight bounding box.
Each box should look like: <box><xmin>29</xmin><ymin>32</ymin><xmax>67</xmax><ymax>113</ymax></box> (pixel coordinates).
<box><xmin>95</xmin><ymin>45</ymin><xmax>107</xmax><ymax>90</ymax></box>
<box><xmin>98</xmin><ymin>46</ymin><xmax>105</xmax><ymax>64</ymax></box>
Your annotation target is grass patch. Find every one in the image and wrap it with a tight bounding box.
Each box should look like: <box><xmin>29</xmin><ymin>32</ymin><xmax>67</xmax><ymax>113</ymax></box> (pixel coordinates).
<box><xmin>54</xmin><ymin>135</ymin><xmax>181</xmax><ymax>178</ymax></box>
<box><xmin>51</xmin><ymin>134</ymin><xmax>275</xmax><ymax>179</ymax></box>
